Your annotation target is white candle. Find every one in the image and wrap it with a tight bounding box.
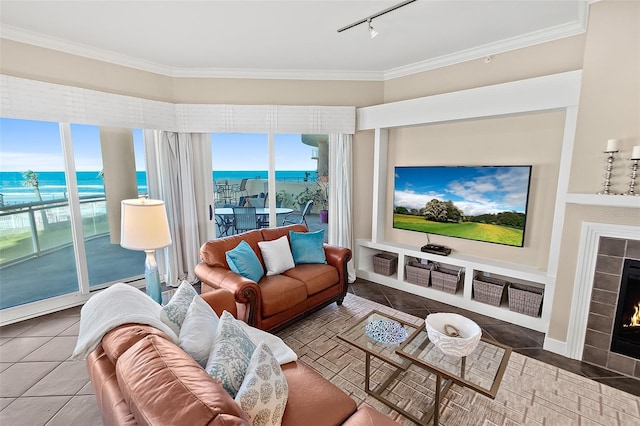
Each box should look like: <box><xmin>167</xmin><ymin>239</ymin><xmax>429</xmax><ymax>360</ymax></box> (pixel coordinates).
<box><xmin>632</xmin><ymin>145</ymin><xmax>640</xmax><ymax>160</ymax></box>
<box><xmin>606</xmin><ymin>139</ymin><xmax>619</xmax><ymax>152</ymax></box>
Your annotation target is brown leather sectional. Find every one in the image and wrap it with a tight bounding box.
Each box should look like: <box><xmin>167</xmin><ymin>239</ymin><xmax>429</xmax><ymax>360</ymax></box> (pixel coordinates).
<box><xmin>195</xmin><ymin>224</ymin><xmax>352</xmax><ymax>331</ymax></box>
<box><xmin>86</xmin><ymin>289</ymin><xmax>398</xmax><ymax>425</ymax></box>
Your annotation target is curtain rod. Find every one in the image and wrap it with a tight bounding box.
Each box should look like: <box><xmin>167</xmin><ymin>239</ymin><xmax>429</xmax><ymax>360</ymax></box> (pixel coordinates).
<box><xmin>337</xmin><ymin>0</ymin><xmax>417</xmax><ymax>33</ymax></box>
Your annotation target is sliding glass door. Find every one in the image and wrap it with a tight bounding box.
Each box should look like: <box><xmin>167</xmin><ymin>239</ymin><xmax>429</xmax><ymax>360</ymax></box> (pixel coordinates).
<box><xmin>208</xmin><ymin>132</ymin><xmax>329</xmax><ymax>237</ymax></box>
<box><xmin>0</xmin><ymin>118</ymin><xmax>146</xmax><ymax>313</ymax></box>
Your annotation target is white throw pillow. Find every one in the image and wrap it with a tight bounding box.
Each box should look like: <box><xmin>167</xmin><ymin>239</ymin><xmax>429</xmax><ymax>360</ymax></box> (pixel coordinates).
<box><xmin>178</xmin><ymin>296</ymin><xmax>220</xmax><ymax>367</ymax></box>
<box><xmin>205</xmin><ymin>311</ymin><xmax>257</xmax><ymax>398</ymax></box>
<box><xmin>235</xmin><ymin>342</ymin><xmax>288</xmax><ymax>426</ymax></box>
<box><xmin>257</xmin><ymin>236</ymin><xmax>295</xmax><ymax>276</ymax></box>
<box><xmin>160</xmin><ymin>281</ymin><xmax>198</xmax><ymax>335</ymax></box>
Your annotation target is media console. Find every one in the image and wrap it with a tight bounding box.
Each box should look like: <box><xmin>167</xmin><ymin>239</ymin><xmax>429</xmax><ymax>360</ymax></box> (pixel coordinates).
<box><xmin>356</xmin><ymin>239</ymin><xmax>550</xmax><ymax>332</ymax></box>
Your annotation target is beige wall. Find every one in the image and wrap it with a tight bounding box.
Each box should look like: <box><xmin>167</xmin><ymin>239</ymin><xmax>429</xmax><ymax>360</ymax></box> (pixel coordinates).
<box><xmin>172</xmin><ymin>77</ymin><xmax>381</xmax><ymax>106</ymax></box>
<box><xmin>384</xmin><ymin>111</ymin><xmax>565</xmax><ymax>269</ymax></box>
<box><xmin>1</xmin><ymin>1</ymin><xmax>638</xmax><ymax>347</ymax></box>
<box><xmin>0</xmin><ymin>38</ymin><xmax>383</xmax><ymax>107</ymax></box>
<box><xmin>383</xmin><ymin>35</ymin><xmax>585</xmax><ymax>103</ymax></box>
<box><xmin>548</xmin><ymin>0</ymin><xmax>640</xmax><ymax>342</ymax></box>
<box><xmin>0</xmin><ymin>39</ymin><xmax>175</xmax><ymax>102</ymax></box>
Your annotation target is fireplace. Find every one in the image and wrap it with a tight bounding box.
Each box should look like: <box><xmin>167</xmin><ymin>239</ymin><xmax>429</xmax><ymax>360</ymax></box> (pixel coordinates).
<box><xmin>610</xmin><ymin>259</ymin><xmax>640</xmax><ymax>359</ymax></box>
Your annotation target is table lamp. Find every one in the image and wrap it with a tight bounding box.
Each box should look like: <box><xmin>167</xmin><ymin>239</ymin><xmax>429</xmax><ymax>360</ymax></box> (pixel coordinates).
<box><xmin>120</xmin><ymin>199</ymin><xmax>172</xmax><ymax>304</ymax></box>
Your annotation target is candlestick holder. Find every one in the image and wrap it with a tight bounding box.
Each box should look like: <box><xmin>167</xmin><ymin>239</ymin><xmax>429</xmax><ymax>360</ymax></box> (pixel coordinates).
<box><xmin>598</xmin><ymin>150</ymin><xmax>619</xmax><ymax>195</ymax></box>
<box><xmin>625</xmin><ymin>158</ymin><xmax>639</xmax><ymax>196</ymax></box>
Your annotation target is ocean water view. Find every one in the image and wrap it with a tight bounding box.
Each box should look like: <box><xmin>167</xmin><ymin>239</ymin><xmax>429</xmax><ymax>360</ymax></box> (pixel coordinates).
<box><xmin>0</xmin><ymin>170</ymin><xmax>316</xmax><ymax>205</ymax></box>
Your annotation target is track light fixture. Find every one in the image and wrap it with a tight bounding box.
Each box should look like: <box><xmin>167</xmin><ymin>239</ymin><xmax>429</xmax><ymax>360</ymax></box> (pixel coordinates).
<box><xmin>337</xmin><ymin>0</ymin><xmax>416</xmax><ymax>35</ymax></box>
<box><xmin>368</xmin><ymin>19</ymin><xmax>379</xmax><ymax>39</ymax></box>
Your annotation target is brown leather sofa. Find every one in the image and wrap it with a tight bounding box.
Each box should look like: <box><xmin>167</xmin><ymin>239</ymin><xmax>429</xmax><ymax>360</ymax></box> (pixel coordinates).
<box><xmin>86</xmin><ymin>289</ymin><xmax>397</xmax><ymax>426</ymax></box>
<box><xmin>195</xmin><ymin>224</ymin><xmax>352</xmax><ymax>331</ymax></box>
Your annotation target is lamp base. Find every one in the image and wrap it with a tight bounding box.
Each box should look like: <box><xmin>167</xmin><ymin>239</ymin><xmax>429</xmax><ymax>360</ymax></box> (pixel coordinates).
<box><xmin>144</xmin><ymin>250</ymin><xmax>163</xmax><ymax>304</ymax></box>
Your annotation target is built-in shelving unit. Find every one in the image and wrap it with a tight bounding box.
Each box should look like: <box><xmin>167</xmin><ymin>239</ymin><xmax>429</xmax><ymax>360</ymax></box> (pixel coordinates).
<box><xmin>354</xmin><ymin>71</ymin><xmax>584</xmax><ymax>336</ymax></box>
<box><xmin>357</xmin><ymin>239</ymin><xmax>550</xmax><ymax>331</ymax></box>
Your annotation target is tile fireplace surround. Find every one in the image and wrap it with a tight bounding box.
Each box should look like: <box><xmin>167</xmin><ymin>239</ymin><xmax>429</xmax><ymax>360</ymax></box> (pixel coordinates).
<box><xmin>583</xmin><ymin>236</ymin><xmax>640</xmax><ymax>377</ymax></box>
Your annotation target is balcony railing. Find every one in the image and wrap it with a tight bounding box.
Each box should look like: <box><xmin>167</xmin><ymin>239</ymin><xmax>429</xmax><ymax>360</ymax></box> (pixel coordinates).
<box><xmin>0</xmin><ymin>195</ymin><xmax>109</xmax><ymax>268</ymax></box>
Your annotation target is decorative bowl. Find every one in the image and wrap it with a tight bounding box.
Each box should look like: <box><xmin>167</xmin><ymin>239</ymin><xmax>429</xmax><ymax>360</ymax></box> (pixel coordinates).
<box><xmin>365</xmin><ymin>319</ymin><xmax>408</xmax><ymax>344</ymax></box>
<box><xmin>425</xmin><ymin>313</ymin><xmax>481</xmax><ymax>357</ymax></box>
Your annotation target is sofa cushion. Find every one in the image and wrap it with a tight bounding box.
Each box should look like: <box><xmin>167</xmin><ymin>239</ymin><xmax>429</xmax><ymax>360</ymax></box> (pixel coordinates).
<box><xmin>260</xmin><ymin>224</ymin><xmax>307</xmax><ymax>243</ymax></box>
<box><xmin>235</xmin><ymin>342</ymin><xmax>288</xmax><ymax>425</ymax></box>
<box><xmin>101</xmin><ymin>324</ymin><xmax>172</xmax><ymax>365</ymax></box>
<box><xmin>178</xmin><ymin>295</ymin><xmax>220</xmax><ymax>367</ymax></box>
<box><xmin>283</xmin><ymin>264</ymin><xmax>339</xmax><ymax>296</ymax></box>
<box><xmin>258</xmin><ymin>235</ymin><xmax>295</xmax><ymax>276</ymax></box>
<box><xmin>160</xmin><ymin>281</ymin><xmax>198</xmax><ymax>335</ymax></box>
<box><xmin>206</xmin><ymin>311</ymin><xmax>257</xmax><ymax>398</ymax></box>
<box><xmin>258</xmin><ymin>275</ymin><xmax>308</xmax><ymax>318</ymax></box>
<box><xmin>226</xmin><ymin>240</ymin><xmax>265</xmax><ymax>283</ymax></box>
<box><xmin>280</xmin><ymin>361</ymin><xmax>357</xmax><ymax>426</ymax></box>
<box><xmin>116</xmin><ymin>334</ymin><xmax>249</xmax><ymax>425</ymax></box>
<box><xmin>289</xmin><ymin>230</ymin><xmax>326</xmax><ymax>265</ymax></box>
<box><xmin>200</xmin><ymin>229</ymin><xmax>265</xmax><ymax>268</ymax></box>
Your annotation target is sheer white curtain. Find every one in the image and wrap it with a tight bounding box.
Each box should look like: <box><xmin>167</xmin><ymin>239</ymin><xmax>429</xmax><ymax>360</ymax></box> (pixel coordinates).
<box><xmin>144</xmin><ymin>130</ymin><xmax>211</xmax><ymax>287</ymax></box>
<box><xmin>328</xmin><ymin>133</ymin><xmax>355</xmax><ymax>282</ymax></box>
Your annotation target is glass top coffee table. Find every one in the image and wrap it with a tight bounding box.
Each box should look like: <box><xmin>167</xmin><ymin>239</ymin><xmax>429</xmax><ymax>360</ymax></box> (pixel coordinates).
<box><xmin>338</xmin><ymin>310</ymin><xmax>511</xmax><ymax>426</ymax></box>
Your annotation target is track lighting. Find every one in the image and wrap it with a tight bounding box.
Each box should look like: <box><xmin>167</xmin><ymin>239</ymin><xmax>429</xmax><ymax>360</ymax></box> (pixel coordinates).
<box><xmin>368</xmin><ymin>19</ymin><xmax>379</xmax><ymax>39</ymax></box>
<box><xmin>337</xmin><ymin>0</ymin><xmax>416</xmax><ymax>35</ymax></box>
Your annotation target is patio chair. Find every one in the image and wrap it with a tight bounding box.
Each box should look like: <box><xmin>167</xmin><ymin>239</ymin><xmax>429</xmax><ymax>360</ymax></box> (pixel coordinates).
<box><xmin>233</xmin><ymin>178</ymin><xmax>249</xmax><ymax>201</ymax></box>
<box><xmin>232</xmin><ymin>206</ymin><xmax>258</xmax><ymax>234</ymax></box>
<box><xmin>282</xmin><ymin>200</ymin><xmax>313</xmax><ymax>227</ymax></box>
<box><xmin>214</xmin><ymin>214</ymin><xmax>234</xmax><ymax>237</ymax></box>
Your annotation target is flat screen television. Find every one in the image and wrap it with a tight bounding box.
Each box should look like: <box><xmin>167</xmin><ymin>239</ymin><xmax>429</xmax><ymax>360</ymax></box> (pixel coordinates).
<box><xmin>393</xmin><ymin>165</ymin><xmax>532</xmax><ymax>247</ymax></box>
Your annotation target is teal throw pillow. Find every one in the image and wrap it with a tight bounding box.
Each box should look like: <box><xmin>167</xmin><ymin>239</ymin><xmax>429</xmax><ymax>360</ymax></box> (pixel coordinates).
<box><xmin>226</xmin><ymin>240</ymin><xmax>264</xmax><ymax>282</ymax></box>
<box><xmin>289</xmin><ymin>230</ymin><xmax>326</xmax><ymax>265</ymax></box>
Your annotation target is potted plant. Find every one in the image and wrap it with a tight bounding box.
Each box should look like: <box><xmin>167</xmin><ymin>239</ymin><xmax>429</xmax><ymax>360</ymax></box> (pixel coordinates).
<box><xmin>275</xmin><ymin>190</ymin><xmax>290</xmax><ymax>208</ymax></box>
<box><xmin>296</xmin><ymin>182</ymin><xmax>329</xmax><ymax>222</ymax></box>
<box><xmin>313</xmin><ymin>183</ymin><xmax>329</xmax><ymax>223</ymax></box>
<box><xmin>296</xmin><ymin>187</ymin><xmax>315</xmax><ymax>211</ymax></box>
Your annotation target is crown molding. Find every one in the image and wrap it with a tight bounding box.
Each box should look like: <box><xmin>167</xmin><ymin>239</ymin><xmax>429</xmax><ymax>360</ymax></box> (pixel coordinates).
<box><xmin>1</xmin><ymin>1</ymin><xmax>588</xmax><ymax>82</ymax></box>
<box><xmin>384</xmin><ymin>8</ymin><xmax>589</xmax><ymax>80</ymax></box>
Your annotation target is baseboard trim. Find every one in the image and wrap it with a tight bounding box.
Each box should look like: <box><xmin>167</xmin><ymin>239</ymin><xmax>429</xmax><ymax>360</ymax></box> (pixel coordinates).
<box><xmin>543</xmin><ymin>336</ymin><xmax>569</xmax><ymax>357</ymax></box>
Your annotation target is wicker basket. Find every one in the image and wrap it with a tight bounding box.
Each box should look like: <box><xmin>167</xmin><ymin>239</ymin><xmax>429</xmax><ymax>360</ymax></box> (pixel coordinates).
<box><xmin>473</xmin><ymin>275</ymin><xmax>508</xmax><ymax>306</ymax></box>
<box><xmin>431</xmin><ymin>267</ymin><xmax>461</xmax><ymax>294</ymax></box>
<box><xmin>405</xmin><ymin>261</ymin><xmax>432</xmax><ymax>287</ymax></box>
<box><xmin>372</xmin><ymin>253</ymin><xmax>397</xmax><ymax>276</ymax></box>
<box><xmin>508</xmin><ymin>283</ymin><xmax>544</xmax><ymax>317</ymax></box>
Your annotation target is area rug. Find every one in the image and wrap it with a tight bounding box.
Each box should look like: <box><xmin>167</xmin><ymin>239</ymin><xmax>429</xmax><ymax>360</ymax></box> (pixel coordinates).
<box><xmin>276</xmin><ymin>294</ymin><xmax>640</xmax><ymax>425</ymax></box>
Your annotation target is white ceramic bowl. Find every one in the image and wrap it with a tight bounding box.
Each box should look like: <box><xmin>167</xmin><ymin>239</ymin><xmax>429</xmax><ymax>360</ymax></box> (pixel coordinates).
<box><xmin>425</xmin><ymin>313</ymin><xmax>482</xmax><ymax>357</ymax></box>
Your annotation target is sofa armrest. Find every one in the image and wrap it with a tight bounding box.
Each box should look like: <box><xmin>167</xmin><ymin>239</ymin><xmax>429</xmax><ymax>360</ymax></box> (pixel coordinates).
<box><xmin>200</xmin><ymin>288</ymin><xmax>238</xmax><ymax>318</ymax></box>
<box><xmin>195</xmin><ymin>262</ymin><xmax>261</xmax><ymax>326</ymax></box>
<box><xmin>323</xmin><ymin>244</ymin><xmax>352</xmax><ymax>298</ymax></box>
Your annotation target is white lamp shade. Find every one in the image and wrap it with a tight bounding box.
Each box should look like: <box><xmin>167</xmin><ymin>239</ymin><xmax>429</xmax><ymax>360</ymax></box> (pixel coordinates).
<box><xmin>120</xmin><ymin>199</ymin><xmax>172</xmax><ymax>250</ymax></box>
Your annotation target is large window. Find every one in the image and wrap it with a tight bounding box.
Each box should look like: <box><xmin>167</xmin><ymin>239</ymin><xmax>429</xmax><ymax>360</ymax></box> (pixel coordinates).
<box><xmin>209</xmin><ymin>132</ymin><xmax>329</xmax><ymax>237</ymax></box>
<box><xmin>0</xmin><ymin>118</ymin><xmax>78</xmax><ymax>308</ymax></box>
<box><xmin>70</xmin><ymin>124</ymin><xmax>145</xmax><ymax>287</ymax></box>
<box><xmin>0</xmin><ymin>118</ymin><xmax>146</xmax><ymax>310</ymax></box>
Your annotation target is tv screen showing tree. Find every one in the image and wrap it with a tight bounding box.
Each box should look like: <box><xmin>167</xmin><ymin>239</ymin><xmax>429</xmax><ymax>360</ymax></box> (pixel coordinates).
<box><xmin>393</xmin><ymin>166</ymin><xmax>532</xmax><ymax>247</ymax></box>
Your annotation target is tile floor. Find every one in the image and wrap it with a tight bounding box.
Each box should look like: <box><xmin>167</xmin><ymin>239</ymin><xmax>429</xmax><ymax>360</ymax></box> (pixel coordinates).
<box><xmin>0</xmin><ymin>278</ymin><xmax>638</xmax><ymax>425</ymax></box>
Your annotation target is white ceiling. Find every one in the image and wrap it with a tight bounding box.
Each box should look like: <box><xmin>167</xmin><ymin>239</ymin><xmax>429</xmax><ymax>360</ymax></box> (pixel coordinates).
<box><xmin>0</xmin><ymin>1</ymin><xmax>589</xmax><ymax>81</ymax></box>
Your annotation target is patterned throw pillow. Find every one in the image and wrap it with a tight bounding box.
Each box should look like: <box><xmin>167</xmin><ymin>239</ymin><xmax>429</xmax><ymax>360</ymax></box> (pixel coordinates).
<box><xmin>205</xmin><ymin>311</ymin><xmax>257</xmax><ymax>398</ymax></box>
<box><xmin>160</xmin><ymin>281</ymin><xmax>198</xmax><ymax>335</ymax></box>
<box><xmin>178</xmin><ymin>295</ymin><xmax>220</xmax><ymax>367</ymax></box>
<box><xmin>235</xmin><ymin>342</ymin><xmax>288</xmax><ymax>426</ymax></box>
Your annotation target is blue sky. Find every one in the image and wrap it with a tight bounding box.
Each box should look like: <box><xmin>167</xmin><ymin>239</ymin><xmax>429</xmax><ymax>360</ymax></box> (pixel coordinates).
<box><xmin>0</xmin><ymin>118</ymin><xmax>315</xmax><ymax>172</ymax></box>
<box><xmin>394</xmin><ymin>166</ymin><xmax>531</xmax><ymax>216</ymax></box>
